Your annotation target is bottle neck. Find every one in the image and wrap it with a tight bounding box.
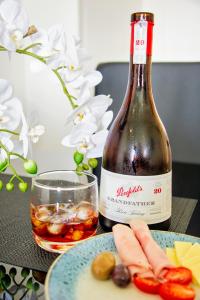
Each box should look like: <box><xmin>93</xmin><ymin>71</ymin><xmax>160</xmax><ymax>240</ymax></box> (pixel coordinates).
<box><xmin>129</xmin><ymin>20</ymin><xmax>154</xmax><ymax>89</ymax></box>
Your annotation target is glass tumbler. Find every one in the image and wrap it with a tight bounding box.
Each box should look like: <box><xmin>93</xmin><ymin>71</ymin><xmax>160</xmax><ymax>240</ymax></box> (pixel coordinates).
<box><xmin>30</xmin><ymin>170</ymin><xmax>98</xmax><ymax>253</ymax></box>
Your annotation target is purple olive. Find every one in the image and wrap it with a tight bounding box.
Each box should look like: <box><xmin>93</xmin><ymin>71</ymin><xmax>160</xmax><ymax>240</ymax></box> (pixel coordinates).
<box><xmin>112</xmin><ymin>264</ymin><xmax>131</xmax><ymax>287</ymax></box>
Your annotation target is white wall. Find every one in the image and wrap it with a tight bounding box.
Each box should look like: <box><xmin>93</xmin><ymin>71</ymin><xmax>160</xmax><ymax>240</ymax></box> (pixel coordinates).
<box><xmin>1</xmin><ymin>0</ymin><xmax>200</xmax><ymax>175</ymax></box>
<box><xmin>80</xmin><ymin>0</ymin><xmax>200</xmax><ymax>68</ymax></box>
<box><xmin>0</xmin><ymin>0</ymin><xmax>80</xmax><ymax>174</ymax></box>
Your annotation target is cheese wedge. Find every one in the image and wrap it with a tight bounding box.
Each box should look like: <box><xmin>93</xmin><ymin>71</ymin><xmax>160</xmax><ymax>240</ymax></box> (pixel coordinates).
<box><xmin>166</xmin><ymin>248</ymin><xmax>179</xmax><ymax>266</ymax></box>
<box><xmin>174</xmin><ymin>241</ymin><xmax>192</xmax><ymax>264</ymax></box>
<box><xmin>182</xmin><ymin>256</ymin><xmax>200</xmax><ymax>270</ymax></box>
<box><xmin>182</xmin><ymin>243</ymin><xmax>200</xmax><ymax>262</ymax></box>
<box><xmin>188</xmin><ymin>262</ymin><xmax>200</xmax><ymax>286</ymax></box>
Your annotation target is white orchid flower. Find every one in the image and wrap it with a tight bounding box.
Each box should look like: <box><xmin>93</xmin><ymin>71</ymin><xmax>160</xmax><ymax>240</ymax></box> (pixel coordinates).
<box><xmin>29</xmin><ymin>25</ymin><xmax>66</xmax><ymax>72</ymax></box>
<box><xmin>28</xmin><ymin>124</ymin><xmax>45</xmax><ymax>143</ymax></box>
<box><xmin>0</xmin><ymin>136</ymin><xmax>14</xmax><ymax>161</ymax></box>
<box><xmin>86</xmin><ymin>129</ymin><xmax>109</xmax><ymax>158</ymax></box>
<box><xmin>62</xmin><ymin>126</ymin><xmax>110</xmax><ymax>158</ymax></box>
<box><xmin>30</xmin><ymin>25</ymin><xmax>66</xmax><ymax>57</ymax></box>
<box><xmin>66</xmin><ymin>70</ymin><xmax>102</xmax><ymax>90</ymax></box>
<box><xmin>59</xmin><ymin>36</ymin><xmax>96</xmax><ymax>84</ymax></box>
<box><xmin>98</xmin><ymin>110</ymin><xmax>113</xmax><ymax>131</ymax></box>
<box><xmin>19</xmin><ymin>107</ymin><xmax>29</xmax><ymax>157</ymax></box>
<box><xmin>62</xmin><ymin>94</ymin><xmax>113</xmax><ymax>158</ymax></box>
<box><xmin>0</xmin><ymin>79</ymin><xmax>24</xmax><ymax>135</ymax></box>
<box><xmin>0</xmin><ymin>0</ymin><xmax>29</xmax><ymax>51</ymax></box>
<box><xmin>66</xmin><ymin>94</ymin><xmax>112</xmax><ymax>127</ymax></box>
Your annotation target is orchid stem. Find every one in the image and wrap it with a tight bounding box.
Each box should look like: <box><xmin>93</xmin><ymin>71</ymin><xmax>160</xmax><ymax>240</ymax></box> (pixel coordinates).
<box><xmin>10</xmin><ymin>152</ymin><xmax>26</xmax><ymax>161</ymax></box>
<box><xmin>16</xmin><ymin>49</ymin><xmax>46</xmax><ymax>63</ymax></box>
<box><xmin>9</xmin><ymin>165</ymin><xmax>24</xmax><ymax>183</ymax></box>
<box><xmin>18</xmin><ymin>49</ymin><xmax>77</xmax><ymax>109</ymax></box>
<box><xmin>0</xmin><ymin>142</ymin><xmax>10</xmax><ymax>163</ymax></box>
<box><xmin>0</xmin><ymin>129</ymin><xmax>19</xmax><ymax>136</ymax></box>
<box><xmin>53</xmin><ymin>69</ymin><xmax>78</xmax><ymax>109</ymax></box>
<box><xmin>0</xmin><ymin>142</ymin><xmax>24</xmax><ymax>182</ymax></box>
<box><xmin>9</xmin><ymin>175</ymin><xmax>16</xmax><ymax>183</ymax></box>
<box><xmin>0</xmin><ymin>45</ymin><xmax>77</xmax><ymax>109</ymax></box>
<box><xmin>22</xmin><ymin>43</ymin><xmax>41</xmax><ymax>51</ymax></box>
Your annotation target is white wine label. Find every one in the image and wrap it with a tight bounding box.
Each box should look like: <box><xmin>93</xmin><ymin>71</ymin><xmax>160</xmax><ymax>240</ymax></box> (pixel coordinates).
<box><xmin>100</xmin><ymin>168</ymin><xmax>172</xmax><ymax>224</ymax></box>
<box><xmin>133</xmin><ymin>20</ymin><xmax>148</xmax><ymax>64</ymax></box>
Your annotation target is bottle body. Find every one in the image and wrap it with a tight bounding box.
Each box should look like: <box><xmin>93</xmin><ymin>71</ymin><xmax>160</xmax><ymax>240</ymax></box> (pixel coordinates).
<box><xmin>99</xmin><ymin>13</ymin><xmax>172</xmax><ymax>231</ymax></box>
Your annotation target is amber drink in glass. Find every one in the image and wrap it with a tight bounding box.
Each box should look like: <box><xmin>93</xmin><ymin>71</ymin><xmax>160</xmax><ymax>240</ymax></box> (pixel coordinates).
<box><xmin>30</xmin><ymin>171</ymin><xmax>98</xmax><ymax>253</ymax></box>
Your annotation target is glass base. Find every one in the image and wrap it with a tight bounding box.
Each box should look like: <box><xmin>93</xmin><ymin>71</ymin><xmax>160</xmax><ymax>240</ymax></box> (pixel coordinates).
<box><xmin>33</xmin><ymin>231</ymin><xmax>97</xmax><ymax>253</ymax></box>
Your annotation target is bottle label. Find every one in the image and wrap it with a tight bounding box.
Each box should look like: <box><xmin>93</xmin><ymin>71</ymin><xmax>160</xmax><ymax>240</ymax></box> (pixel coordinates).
<box><xmin>132</xmin><ymin>20</ymin><xmax>148</xmax><ymax>64</ymax></box>
<box><xmin>100</xmin><ymin>168</ymin><xmax>172</xmax><ymax>224</ymax></box>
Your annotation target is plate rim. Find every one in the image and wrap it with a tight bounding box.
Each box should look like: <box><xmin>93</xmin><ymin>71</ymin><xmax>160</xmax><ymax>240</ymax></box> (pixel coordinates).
<box><xmin>44</xmin><ymin>232</ymin><xmax>111</xmax><ymax>300</ymax></box>
<box><xmin>44</xmin><ymin>230</ymin><xmax>200</xmax><ymax>300</ymax></box>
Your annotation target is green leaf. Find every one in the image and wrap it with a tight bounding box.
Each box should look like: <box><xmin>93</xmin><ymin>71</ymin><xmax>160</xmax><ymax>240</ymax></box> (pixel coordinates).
<box><xmin>9</xmin><ymin>267</ymin><xmax>17</xmax><ymax>278</ymax></box>
<box><xmin>0</xmin><ymin>265</ymin><xmax>6</xmax><ymax>279</ymax></box>
<box><xmin>73</xmin><ymin>151</ymin><xmax>84</xmax><ymax>165</ymax></box>
<box><xmin>23</xmin><ymin>160</ymin><xmax>37</xmax><ymax>174</ymax></box>
<box><xmin>1</xmin><ymin>275</ymin><xmax>11</xmax><ymax>288</ymax></box>
<box><xmin>26</xmin><ymin>277</ymin><xmax>33</xmax><ymax>289</ymax></box>
<box><xmin>32</xmin><ymin>282</ymin><xmax>40</xmax><ymax>292</ymax></box>
<box><xmin>88</xmin><ymin>158</ymin><xmax>98</xmax><ymax>169</ymax></box>
<box><xmin>21</xmin><ymin>268</ymin><xmax>30</xmax><ymax>278</ymax></box>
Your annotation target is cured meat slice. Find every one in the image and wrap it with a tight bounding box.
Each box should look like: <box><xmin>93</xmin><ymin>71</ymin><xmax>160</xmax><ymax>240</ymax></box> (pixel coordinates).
<box><xmin>113</xmin><ymin>224</ymin><xmax>154</xmax><ymax>277</ymax></box>
<box><xmin>130</xmin><ymin>220</ymin><xmax>172</xmax><ymax>277</ymax></box>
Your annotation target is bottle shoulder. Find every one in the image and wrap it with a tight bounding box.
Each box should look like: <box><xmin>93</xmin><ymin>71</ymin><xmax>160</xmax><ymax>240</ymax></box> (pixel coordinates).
<box><xmin>103</xmin><ymin>111</ymin><xmax>171</xmax><ymax>175</ymax></box>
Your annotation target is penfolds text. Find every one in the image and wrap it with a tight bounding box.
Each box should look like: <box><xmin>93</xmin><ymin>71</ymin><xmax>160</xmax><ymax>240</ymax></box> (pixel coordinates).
<box><xmin>116</xmin><ymin>185</ymin><xmax>143</xmax><ymax>198</ymax></box>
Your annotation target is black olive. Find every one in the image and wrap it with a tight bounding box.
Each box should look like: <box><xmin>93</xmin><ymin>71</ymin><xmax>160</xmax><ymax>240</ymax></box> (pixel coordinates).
<box><xmin>111</xmin><ymin>264</ymin><xmax>131</xmax><ymax>287</ymax></box>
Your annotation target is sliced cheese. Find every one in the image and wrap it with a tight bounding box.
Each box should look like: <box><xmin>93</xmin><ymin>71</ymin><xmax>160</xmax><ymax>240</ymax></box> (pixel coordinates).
<box><xmin>166</xmin><ymin>248</ymin><xmax>179</xmax><ymax>266</ymax></box>
<box><xmin>174</xmin><ymin>241</ymin><xmax>192</xmax><ymax>264</ymax></box>
<box><xmin>182</xmin><ymin>243</ymin><xmax>200</xmax><ymax>262</ymax></box>
<box><xmin>182</xmin><ymin>256</ymin><xmax>200</xmax><ymax>270</ymax></box>
<box><xmin>188</xmin><ymin>262</ymin><xmax>200</xmax><ymax>286</ymax></box>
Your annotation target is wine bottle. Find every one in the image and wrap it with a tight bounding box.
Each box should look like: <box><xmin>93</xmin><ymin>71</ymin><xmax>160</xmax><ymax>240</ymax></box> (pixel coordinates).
<box><xmin>99</xmin><ymin>12</ymin><xmax>172</xmax><ymax>231</ymax></box>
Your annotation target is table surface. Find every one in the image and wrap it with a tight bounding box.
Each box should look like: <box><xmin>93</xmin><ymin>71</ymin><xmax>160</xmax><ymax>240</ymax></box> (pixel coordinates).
<box><xmin>0</xmin><ymin>171</ymin><xmax>199</xmax><ymax>300</ymax></box>
<box><xmin>0</xmin><ymin>197</ymin><xmax>200</xmax><ymax>300</ymax></box>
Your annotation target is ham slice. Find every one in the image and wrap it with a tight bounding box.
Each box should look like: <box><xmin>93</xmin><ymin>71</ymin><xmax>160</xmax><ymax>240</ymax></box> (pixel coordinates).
<box><xmin>112</xmin><ymin>224</ymin><xmax>154</xmax><ymax>277</ymax></box>
<box><xmin>130</xmin><ymin>220</ymin><xmax>172</xmax><ymax>278</ymax></box>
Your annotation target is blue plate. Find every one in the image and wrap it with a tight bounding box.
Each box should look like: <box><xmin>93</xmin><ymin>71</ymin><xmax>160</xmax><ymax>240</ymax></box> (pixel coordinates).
<box><xmin>45</xmin><ymin>231</ymin><xmax>200</xmax><ymax>300</ymax></box>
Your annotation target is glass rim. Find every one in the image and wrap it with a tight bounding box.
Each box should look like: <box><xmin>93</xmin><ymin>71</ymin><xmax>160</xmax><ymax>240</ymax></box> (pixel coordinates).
<box><xmin>32</xmin><ymin>170</ymin><xmax>98</xmax><ymax>191</ymax></box>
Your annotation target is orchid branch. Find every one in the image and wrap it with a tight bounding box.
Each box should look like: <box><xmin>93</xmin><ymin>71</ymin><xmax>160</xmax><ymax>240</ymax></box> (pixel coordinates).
<box><xmin>22</xmin><ymin>43</ymin><xmax>42</xmax><ymax>51</ymax></box>
<box><xmin>0</xmin><ymin>45</ymin><xmax>78</xmax><ymax>110</ymax></box>
<box><xmin>0</xmin><ymin>129</ymin><xmax>19</xmax><ymax>136</ymax></box>
<box><xmin>53</xmin><ymin>69</ymin><xmax>78</xmax><ymax>109</ymax></box>
<box><xmin>0</xmin><ymin>139</ymin><xmax>37</xmax><ymax>191</ymax></box>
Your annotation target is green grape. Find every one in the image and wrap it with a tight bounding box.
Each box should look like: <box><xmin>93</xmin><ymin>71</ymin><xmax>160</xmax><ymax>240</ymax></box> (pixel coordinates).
<box><xmin>73</xmin><ymin>151</ymin><xmax>84</xmax><ymax>165</ymax></box>
<box><xmin>24</xmin><ymin>160</ymin><xmax>37</xmax><ymax>174</ymax></box>
<box><xmin>0</xmin><ymin>180</ymin><xmax>3</xmax><ymax>191</ymax></box>
<box><xmin>18</xmin><ymin>182</ymin><xmax>28</xmax><ymax>192</ymax></box>
<box><xmin>9</xmin><ymin>267</ymin><xmax>17</xmax><ymax>277</ymax></box>
<box><xmin>6</xmin><ymin>182</ymin><xmax>14</xmax><ymax>192</ymax></box>
<box><xmin>88</xmin><ymin>158</ymin><xmax>98</xmax><ymax>169</ymax></box>
<box><xmin>21</xmin><ymin>268</ymin><xmax>30</xmax><ymax>278</ymax></box>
